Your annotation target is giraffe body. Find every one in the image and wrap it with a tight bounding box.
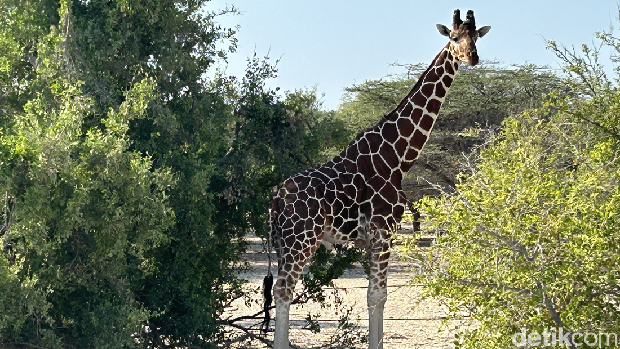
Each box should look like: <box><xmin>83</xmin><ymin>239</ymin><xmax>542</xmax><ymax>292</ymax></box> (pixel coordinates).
<box><xmin>267</xmin><ymin>10</ymin><xmax>490</xmax><ymax>349</ymax></box>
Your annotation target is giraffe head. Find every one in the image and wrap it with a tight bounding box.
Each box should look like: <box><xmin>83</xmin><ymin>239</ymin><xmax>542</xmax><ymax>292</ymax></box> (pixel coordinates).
<box><xmin>436</xmin><ymin>9</ymin><xmax>491</xmax><ymax>66</ymax></box>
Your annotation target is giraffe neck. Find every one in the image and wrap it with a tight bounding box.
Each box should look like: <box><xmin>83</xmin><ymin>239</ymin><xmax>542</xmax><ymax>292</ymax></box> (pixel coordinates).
<box><xmin>387</xmin><ymin>45</ymin><xmax>459</xmax><ymax>172</ymax></box>
<box><xmin>334</xmin><ymin>45</ymin><xmax>459</xmax><ymax>184</ymax></box>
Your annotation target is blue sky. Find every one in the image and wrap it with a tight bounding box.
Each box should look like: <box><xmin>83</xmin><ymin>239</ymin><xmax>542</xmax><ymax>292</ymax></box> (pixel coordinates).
<box><xmin>207</xmin><ymin>1</ymin><xmax>618</xmax><ymax>110</ymax></box>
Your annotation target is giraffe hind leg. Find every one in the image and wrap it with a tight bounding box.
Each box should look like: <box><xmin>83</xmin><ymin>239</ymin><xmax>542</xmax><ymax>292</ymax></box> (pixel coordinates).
<box><xmin>273</xmin><ymin>226</ymin><xmax>322</xmax><ymax>349</ymax></box>
<box><xmin>354</xmin><ymin>224</ymin><xmax>371</xmax><ymax>249</ymax></box>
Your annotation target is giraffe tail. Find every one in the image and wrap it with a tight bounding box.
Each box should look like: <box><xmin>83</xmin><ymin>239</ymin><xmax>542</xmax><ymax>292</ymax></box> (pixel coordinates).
<box><xmin>261</xmin><ymin>202</ymin><xmax>276</xmax><ymax>334</ymax></box>
<box><xmin>261</xmin><ymin>269</ymin><xmax>273</xmax><ymax>334</ymax></box>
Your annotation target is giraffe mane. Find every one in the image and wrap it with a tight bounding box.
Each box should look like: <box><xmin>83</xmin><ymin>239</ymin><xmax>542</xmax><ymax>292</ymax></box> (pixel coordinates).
<box><xmin>386</xmin><ymin>48</ymin><xmax>448</xmax><ymax>120</ymax></box>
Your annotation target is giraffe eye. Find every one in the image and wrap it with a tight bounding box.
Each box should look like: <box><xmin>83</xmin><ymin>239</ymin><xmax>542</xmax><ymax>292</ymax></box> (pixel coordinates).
<box><xmin>450</xmin><ymin>36</ymin><xmax>459</xmax><ymax>42</ymax></box>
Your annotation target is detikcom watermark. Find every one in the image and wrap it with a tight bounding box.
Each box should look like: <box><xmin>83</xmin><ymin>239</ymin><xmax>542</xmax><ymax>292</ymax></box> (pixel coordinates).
<box><xmin>512</xmin><ymin>327</ymin><xmax>618</xmax><ymax>347</ymax></box>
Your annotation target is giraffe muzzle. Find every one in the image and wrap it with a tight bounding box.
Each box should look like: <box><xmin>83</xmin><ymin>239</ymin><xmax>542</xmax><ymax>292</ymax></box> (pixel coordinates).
<box><xmin>466</xmin><ymin>51</ymin><xmax>479</xmax><ymax>66</ymax></box>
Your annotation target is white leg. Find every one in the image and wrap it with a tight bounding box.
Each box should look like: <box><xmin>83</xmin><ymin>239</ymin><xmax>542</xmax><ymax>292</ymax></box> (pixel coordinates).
<box><xmin>274</xmin><ymin>297</ymin><xmax>291</xmax><ymax>349</ymax></box>
<box><xmin>367</xmin><ymin>230</ymin><xmax>390</xmax><ymax>349</ymax></box>
<box><xmin>368</xmin><ymin>285</ymin><xmax>387</xmax><ymax>349</ymax></box>
<box><xmin>378</xmin><ymin>309</ymin><xmax>384</xmax><ymax>349</ymax></box>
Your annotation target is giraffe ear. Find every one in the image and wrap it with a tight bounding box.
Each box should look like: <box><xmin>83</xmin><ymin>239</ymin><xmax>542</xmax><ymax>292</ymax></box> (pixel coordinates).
<box><xmin>477</xmin><ymin>26</ymin><xmax>491</xmax><ymax>38</ymax></box>
<box><xmin>436</xmin><ymin>24</ymin><xmax>450</xmax><ymax>37</ymax></box>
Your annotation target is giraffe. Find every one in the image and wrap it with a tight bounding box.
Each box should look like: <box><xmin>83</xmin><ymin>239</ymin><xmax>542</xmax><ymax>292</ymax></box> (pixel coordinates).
<box><xmin>265</xmin><ymin>9</ymin><xmax>490</xmax><ymax>349</ymax></box>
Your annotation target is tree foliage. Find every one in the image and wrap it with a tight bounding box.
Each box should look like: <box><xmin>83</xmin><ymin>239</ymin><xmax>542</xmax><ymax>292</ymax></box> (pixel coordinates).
<box><xmin>0</xmin><ymin>2</ymin><xmax>174</xmax><ymax>345</ymax></box>
<box><xmin>0</xmin><ymin>1</ymin><xmax>348</xmax><ymax>348</ymax></box>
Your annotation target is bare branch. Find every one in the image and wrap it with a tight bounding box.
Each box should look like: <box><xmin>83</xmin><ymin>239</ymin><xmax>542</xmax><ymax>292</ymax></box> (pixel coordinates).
<box><xmin>456</xmin><ymin>278</ymin><xmax>534</xmax><ymax>296</ymax></box>
<box><xmin>476</xmin><ymin>225</ymin><xmax>534</xmax><ymax>262</ymax></box>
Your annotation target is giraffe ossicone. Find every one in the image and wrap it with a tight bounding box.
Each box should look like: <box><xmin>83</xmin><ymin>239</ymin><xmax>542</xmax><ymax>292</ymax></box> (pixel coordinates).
<box><xmin>265</xmin><ymin>9</ymin><xmax>490</xmax><ymax>349</ymax></box>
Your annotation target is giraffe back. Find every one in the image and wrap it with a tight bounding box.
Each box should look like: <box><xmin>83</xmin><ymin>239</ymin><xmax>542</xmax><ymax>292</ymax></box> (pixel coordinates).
<box><xmin>270</xmin><ymin>119</ymin><xmax>407</xmax><ymax>254</ymax></box>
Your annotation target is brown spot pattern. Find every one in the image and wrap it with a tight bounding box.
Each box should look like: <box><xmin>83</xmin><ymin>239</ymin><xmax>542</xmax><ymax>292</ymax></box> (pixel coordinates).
<box><xmin>419</xmin><ymin>114</ymin><xmax>435</xmax><ymax>131</ymax></box>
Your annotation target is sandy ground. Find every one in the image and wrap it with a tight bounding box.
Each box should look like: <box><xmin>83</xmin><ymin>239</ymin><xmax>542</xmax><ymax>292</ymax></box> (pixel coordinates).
<box><xmin>222</xmin><ymin>222</ymin><xmax>470</xmax><ymax>349</ymax></box>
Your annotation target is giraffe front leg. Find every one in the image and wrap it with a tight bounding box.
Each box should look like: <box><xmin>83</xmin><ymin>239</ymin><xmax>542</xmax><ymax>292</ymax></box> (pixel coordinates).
<box><xmin>367</xmin><ymin>232</ymin><xmax>390</xmax><ymax>349</ymax></box>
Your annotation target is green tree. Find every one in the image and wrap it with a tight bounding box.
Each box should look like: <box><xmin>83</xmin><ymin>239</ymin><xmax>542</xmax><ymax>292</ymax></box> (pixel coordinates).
<box><xmin>0</xmin><ymin>2</ymin><xmax>174</xmax><ymax>346</ymax></box>
<box><xmin>0</xmin><ymin>0</ymin><xmax>243</xmax><ymax>346</ymax></box>
<box><xmin>0</xmin><ymin>1</ymin><xmax>352</xmax><ymax>347</ymax></box>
